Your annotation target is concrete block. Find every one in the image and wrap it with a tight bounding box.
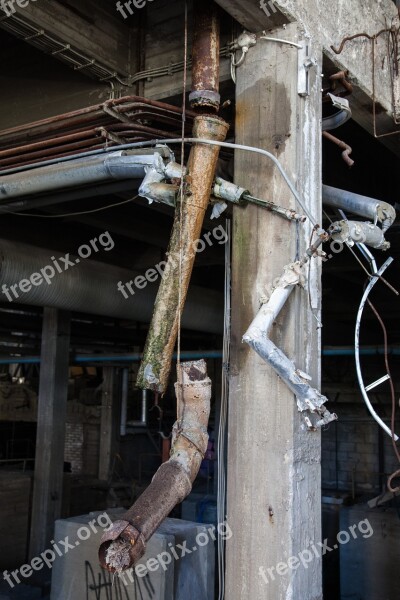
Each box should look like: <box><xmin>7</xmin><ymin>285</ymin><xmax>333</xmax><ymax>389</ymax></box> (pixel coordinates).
<box><xmin>340</xmin><ymin>506</ymin><xmax>400</xmax><ymax>600</ymax></box>
<box><xmin>156</xmin><ymin>518</ymin><xmax>215</xmax><ymax>599</ymax></box>
<box><xmin>50</xmin><ymin>510</ymin><xmax>215</xmax><ymax>600</ymax></box>
<box><xmin>51</xmin><ymin>509</ymin><xmax>174</xmax><ymax>600</ymax></box>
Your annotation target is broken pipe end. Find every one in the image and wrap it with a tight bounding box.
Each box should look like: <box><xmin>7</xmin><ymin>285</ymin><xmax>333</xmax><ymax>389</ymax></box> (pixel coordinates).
<box><xmin>99</xmin><ymin>520</ymin><xmax>146</xmax><ymax>573</ymax></box>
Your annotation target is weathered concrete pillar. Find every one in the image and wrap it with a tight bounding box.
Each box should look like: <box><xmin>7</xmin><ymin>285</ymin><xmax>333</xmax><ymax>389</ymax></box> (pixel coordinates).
<box><xmin>226</xmin><ymin>23</ymin><xmax>323</xmax><ymax>599</ymax></box>
<box><xmin>29</xmin><ymin>308</ymin><xmax>71</xmax><ymax>559</ymax></box>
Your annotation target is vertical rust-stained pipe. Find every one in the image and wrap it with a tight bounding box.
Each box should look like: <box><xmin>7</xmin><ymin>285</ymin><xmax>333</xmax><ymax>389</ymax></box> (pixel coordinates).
<box><xmin>189</xmin><ymin>0</ymin><xmax>221</xmax><ymax>113</ymax></box>
<box><xmin>99</xmin><ymin>360</ymin><xmax>212</xmax><ymax>572</ymax></box>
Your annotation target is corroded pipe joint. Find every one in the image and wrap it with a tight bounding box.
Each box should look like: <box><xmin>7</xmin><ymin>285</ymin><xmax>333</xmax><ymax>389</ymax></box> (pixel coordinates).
<box><xmin>100</xmin><ymin>361</ymin><xmax>212</xmax><ymax>573</ymax></box>
<box><xmin>189</xmin><ymin>0</ymin><xmax>221</xmax><ymax>112</ymax></box>
<box><xmin>99</xmin><ymin>520</ymin><xmax>146</xmax><ymax>573</ymax></box>
<box><xmin>192</xmin><ymin>114</ymin><xmax>229</xmax><ymax>142</ymax></box>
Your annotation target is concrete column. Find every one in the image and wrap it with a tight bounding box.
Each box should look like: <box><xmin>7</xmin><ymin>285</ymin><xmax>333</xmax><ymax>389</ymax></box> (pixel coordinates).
<box><xmin>226</xmin><ymin>23</ymin><xmax>323</xmax><ymax>599</ymax></box>
<box><xmin>29</xmin><ymin>308</ymin><xmax>71</xmax><ymax>558</ymax></box>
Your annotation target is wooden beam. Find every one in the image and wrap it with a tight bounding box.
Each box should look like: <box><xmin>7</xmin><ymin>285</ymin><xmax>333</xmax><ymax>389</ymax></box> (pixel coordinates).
<box><xmin>29</xmin><ymin>308</ymin><xmax>70</xmax><ymax>558</ymax></box>
<box><xmin>2</xmin><ymin>0</ymin><xmax>132</xmax><ymax>77</ymax></box>
<box><xmin>226</xmin><ymin>23</ymin><xmax>323</xmax><ymax>597</ymax></box>
<box><xmin>98</xmin><ymin>367</ymin><xmax>120</xmax><ymax>481</ymax></box>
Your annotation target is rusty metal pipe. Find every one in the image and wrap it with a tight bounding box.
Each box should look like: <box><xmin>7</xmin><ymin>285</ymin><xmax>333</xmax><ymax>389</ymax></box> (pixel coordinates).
<box><xmin>136</xmin><ymin>115</ymin><xmax>228</xmax><ymax>393</ymax></box>
<box><xmin>189</xmin><ymin>0</ymin><xmax>221</xmax><ymax>112</ymax></box>
<box><xmin>329</xmin><ymin>70</ymin><xmax>353</xmax><ymax>96</ymax></box>
<box><xmin>322</xmin><ymin>130</ymin><xmax>354</xmax><ymax>167</ymax></box>
<box><xmin>0</xmin><ymin>97</ymin><xmax>196</xmax><ymax>150</ymax></box>
<box><xmin>99</xmin><ymin>360</ymin><xmax>212</xmax><ymax>572</ymax></box>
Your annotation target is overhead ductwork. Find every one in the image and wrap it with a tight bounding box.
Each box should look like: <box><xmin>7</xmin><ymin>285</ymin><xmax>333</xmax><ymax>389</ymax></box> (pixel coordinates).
<box><xmin>0</xmin><ymin>239</ymin><xmax>223</xmax><ymax>334</ymax></box>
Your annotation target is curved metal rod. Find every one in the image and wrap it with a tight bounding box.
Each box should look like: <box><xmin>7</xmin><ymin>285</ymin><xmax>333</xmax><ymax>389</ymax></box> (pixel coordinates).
<box><xmin>355</xmin><ymin>257</ymin><xmax>399</xmax><ymax>441</ymax></box>
<box><xmin>162</xmin><ymin>138</ymin><xmax>319</xmax><ymax>227</ymax></box>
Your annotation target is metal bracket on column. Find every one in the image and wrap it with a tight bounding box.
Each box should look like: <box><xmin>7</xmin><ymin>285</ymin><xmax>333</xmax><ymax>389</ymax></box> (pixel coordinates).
<box><xmin>298</xmin><ymin>40</ymin><xmax>317</xmax><ymax>97</ymax></box>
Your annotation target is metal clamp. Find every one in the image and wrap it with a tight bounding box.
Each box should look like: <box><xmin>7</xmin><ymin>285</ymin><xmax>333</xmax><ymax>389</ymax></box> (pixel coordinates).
<box><xmin>298</xmin><ymin>41</ymin><xmax>317</xmax><ymax>97</ymax></box>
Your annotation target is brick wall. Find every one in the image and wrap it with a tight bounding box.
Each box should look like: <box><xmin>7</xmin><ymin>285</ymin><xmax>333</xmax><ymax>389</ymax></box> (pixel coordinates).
<box><xmin>0</xmin><ymin>472</ymin><xmax>32</xmax><ymax>570</ymax></box>
<box><xmin>322</xmin><ymin>399</ymin><xmax>400</xmax><ymax>494</ymax></box>
<box><xmin>82</xmin><ymin>423</ymin><xmax>100</xmax><ymax>476</ymax></box>
<box><xmin>64</xmin><ymin>422</ymin><xmax>84</xmax><ymax>474</ymax></box>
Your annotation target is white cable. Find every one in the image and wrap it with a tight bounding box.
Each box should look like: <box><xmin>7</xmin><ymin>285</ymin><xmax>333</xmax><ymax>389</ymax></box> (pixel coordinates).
<box><xmin>260</xmin><ymin>35</ymin><xmax>303</xmax><ymax>49</ymax></box>
<box><xmin>158</xmin><ymin>138</ymin><xmax>319</xmax><ymax>227</ymax></box>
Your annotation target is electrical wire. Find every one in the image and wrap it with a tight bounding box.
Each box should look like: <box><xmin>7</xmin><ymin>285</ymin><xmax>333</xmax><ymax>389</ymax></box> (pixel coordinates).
<box><xmin>177</xmin><ymin>0</ymin><xmax>188</xmax><ymax>371</ymax></box>
<box><xmin>3</xmin><ymin>195</ymin><xmax>140</xmax><ymax>218</ymax></box>
<box><xmin>217</xmin><ymin>219</ymin><xmax>231</xmax><ymax>600</ymax></box>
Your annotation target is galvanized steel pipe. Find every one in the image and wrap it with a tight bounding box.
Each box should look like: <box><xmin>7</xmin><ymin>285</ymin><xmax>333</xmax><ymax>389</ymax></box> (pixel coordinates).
<box><xmin>0</xmin><ymin>150</ymin><xmax>172</xmax><ymax>200</ymax></box>
<box><xmin>323</xmin><ymin>185</ymin><xmax>396</xmax><ymax>232</ymax></box>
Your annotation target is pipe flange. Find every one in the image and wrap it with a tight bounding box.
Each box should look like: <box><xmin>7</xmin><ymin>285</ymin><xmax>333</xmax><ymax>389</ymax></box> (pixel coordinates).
<box><xmin>189</xmin><ymin>90</ymin><xmax>221</xmax><ymax>111</ymax></box>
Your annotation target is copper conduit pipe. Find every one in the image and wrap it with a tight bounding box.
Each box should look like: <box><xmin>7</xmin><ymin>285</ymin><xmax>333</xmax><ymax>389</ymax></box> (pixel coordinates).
<box><xmin>322</xmin><ymin>130</ymin><xmax>354</xmax><ymax>167</ymax></box>
<box><xmin>0</xmin><ymin>125</ymin><xmax>183</xmax><ymax>168</ymax></box>
<box><xmin>329</xmin><ymin>70</ymin><xmax>353</xmax><ymax>96</ymax></box>
<box><xmin>0</xmin><ymin>97</ymin><xmax>196</xmax><ymax>146</ymax></box>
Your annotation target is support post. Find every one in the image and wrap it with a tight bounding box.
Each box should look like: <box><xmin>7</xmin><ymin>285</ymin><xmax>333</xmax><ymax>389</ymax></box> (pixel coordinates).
<box><xmin>226</xmin><ymin>24</ymin><xmax>323</xmax><ymax>598</ymax></box>
<box><xmin>29</xmin><ymin>308</ymin><xmax>70</xmax><ymax>559</ymax></box>
<box><xmin>98</xmin><ymin>367</ymin><xmax>120</xmax><ymax>482</ymax></box>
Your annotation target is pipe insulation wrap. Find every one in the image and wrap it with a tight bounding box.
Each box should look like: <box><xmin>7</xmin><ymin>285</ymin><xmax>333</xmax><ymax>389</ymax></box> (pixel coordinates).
<box><xmin>243</xmin><ymin>262</ymin><xmax>337</xmax><ymax>429</ymax></box>
<box><xmin>0</xmin><ymin>240</ymin><xmax>223</xmax><ymax>333</ymax></box>
<box><xmin>0</xmin><ymin>150</ymin><xmax>172</xmax><ymax>200</ymax></box>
